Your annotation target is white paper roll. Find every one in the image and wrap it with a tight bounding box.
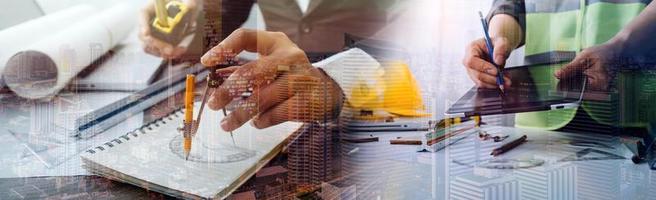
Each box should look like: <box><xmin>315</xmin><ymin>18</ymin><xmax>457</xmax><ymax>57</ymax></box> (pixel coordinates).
<box><xmin>0</xmin><ymin>5</ymin><xmax>98</xmax><ymax>88</ymax></box>
<box><xmin>3</xmin><ymin>3</ymin><xmax>137</xmax><ymax>99</ymax></box>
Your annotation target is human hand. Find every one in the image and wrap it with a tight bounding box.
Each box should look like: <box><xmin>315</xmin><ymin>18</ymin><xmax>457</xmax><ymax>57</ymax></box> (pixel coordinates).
<box><xmin>554</xmin><ymin>42</ymin><xmax>622</xmax><ymax>91</ymax></box>
<box><xmin>139</xmin><ymin>0</ymin><xmax>197</xmax><ymax>59</ymax></box>
<box><xmin>200</xmin><ymin>29</ymin><xmax>344</xmax><ymax>132</ymax></box>
<box><xmin>462</xmin><ymin>37</ymin><xmax>512</xmax><ymax>89</ymax></box>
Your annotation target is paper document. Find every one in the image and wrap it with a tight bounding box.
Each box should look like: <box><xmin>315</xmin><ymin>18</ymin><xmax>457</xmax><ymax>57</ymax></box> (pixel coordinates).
<box><xmin>2</xmin><ymin>3</ymin><xmax>136</xmax><ymax>99</ymax></box>
<box><xmin>72</xmin><ymin>30</ymin><xmax>164</xmax><ymax>92</ymax></box>
<box><xmin>0</xmin><ymin>91</ymin><xmax>136</xmax><ymax>178</ymax></box>
<box><xmin>0</xmin><ymin>5</ymin><xmax>98</xmax><ymax>89</ymax></box>
<box><xmin>82</xmin><ymin>104</ymin><xmax>302</xmax><ymax>199</ymax></box>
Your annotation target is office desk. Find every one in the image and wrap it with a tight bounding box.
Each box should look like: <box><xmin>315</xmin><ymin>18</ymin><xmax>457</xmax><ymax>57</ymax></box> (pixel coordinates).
<box><xmin>2</xmin><ymin>81</ymin><xmax>655</xmax><ymax>200</ymax></box>
<box><xmin>271</xmin><ymin>125</ymin><xmax>656</xmax><ymax>200</ymax></box>
<box><xmin>0</xmin><ymin>176</ymin><xmax>169</xmax><ymax>199</ymax></box>
<box><xmin>229</xmin><ymin>124</ymin><xmax>656</xmax><ymax>199</ymax></box>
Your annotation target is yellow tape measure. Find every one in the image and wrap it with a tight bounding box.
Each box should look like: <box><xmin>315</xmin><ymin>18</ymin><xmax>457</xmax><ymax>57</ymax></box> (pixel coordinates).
<box><xmin>151</xmin><ymin>0</ymin><xmax>191</xmax><ymax>45</ymax></box>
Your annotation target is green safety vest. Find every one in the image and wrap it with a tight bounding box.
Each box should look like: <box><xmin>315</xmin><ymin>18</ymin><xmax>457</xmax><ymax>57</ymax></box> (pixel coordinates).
<box><xmin>516</xmin><ymin>0</ymin><xmax>652</xmax><ymax>130</ymax></box>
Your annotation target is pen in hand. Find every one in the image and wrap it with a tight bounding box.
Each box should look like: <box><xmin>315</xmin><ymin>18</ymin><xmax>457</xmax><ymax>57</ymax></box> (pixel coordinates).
<box><xmin>478</xmin><ymin>11</ymin><xmax>506</xmax><ymax>93</ymax></box>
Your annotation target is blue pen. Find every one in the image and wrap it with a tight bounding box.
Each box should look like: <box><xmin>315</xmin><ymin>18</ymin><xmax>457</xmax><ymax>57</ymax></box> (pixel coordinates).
<box><xmin>478</xmin><ymin>11</ymin><xmax>505</xmax><ymax>93</ymax></box>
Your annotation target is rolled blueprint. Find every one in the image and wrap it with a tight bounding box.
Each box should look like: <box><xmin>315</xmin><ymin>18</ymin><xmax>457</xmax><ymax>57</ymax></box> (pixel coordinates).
<box><xmin>3</xmin><ymin>3</ymin><xmax>136</xmax><ymax>99</ymax></box>
<box><xmin>0</xmin><ymin>5</ymin><xmax>98</xmax><ymax>88</ymax></box>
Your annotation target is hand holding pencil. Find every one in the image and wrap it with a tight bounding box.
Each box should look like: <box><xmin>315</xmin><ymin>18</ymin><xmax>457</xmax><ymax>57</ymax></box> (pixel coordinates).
<box><xmin>463</xmin><ymin>13</ymin><xmax>518</xmax><ymax>90</ymax></box>
<box><xmin>478</xmin><ymin>11</ymin><xmax>506</xmax><ymax>93</ymax></box>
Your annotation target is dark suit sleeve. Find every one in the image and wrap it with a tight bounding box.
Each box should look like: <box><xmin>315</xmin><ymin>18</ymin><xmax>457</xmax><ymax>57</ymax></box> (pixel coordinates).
<box><xmin>201</xmin><ymin>0</ymin><xmax>255</xmax><ymax>51</ymax></box>
<box><xmin>486</xmin><ymin>0</ymin><xmax>526</xmax><ymax>46</ymax></box>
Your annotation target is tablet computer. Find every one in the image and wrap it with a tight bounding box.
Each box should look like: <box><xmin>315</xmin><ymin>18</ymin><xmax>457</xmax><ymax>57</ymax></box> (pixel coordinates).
<box><xmin>446</xmin><ymin>63</ymin><xmax>587</xmax><ymax>117</ymax></box>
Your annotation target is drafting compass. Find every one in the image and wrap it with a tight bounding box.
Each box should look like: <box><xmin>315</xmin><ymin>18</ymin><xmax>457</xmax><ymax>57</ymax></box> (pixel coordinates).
<box><xmin>192</xmin><ymin>59</ymin><xmax>237</xmax><ymax>145</ymax></box>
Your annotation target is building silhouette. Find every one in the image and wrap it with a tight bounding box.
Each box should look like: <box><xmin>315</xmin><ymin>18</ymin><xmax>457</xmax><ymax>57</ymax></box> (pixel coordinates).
<box><xmin>449</xmin><ymin>173</ymin><xmax>519</xmax><ymax>200</ymax></box>
<box><xmin>515</xmin><ymin>162</ymin><xmax>576</xmax><ymax>200</ymax></box>
<box><xmin>286</xmin><ymin>75</ymin><xmax>337</xmax><ymax>192</ymax></box>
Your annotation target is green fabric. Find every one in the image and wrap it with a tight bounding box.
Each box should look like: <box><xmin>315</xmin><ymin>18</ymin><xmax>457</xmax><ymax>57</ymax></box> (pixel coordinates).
<box><xmin>516</xmin><ymin>1</ymin><xmax>647</xmax><ymax>130</ymax></box>
<box><xmin>581</xmin><ymin>3</ymin><xmax>646</xmax><ymax>48</ymax></box>
<box><xmin>581</xmin><ymin>72</ymin><xmax>656</xmax><ymax>128</ymax></box>
<box><xmin>525</xmin><ymin>3</ymin><xmax>646</xmax><ymax>56</ymax></box>
<box><xmin>525</xmin><ymin>11</ymin><xmax>580</xmax><ymax>56</ymax></box>
<box><xmin>515</xmin><ymin>63</ymin><xmax>578</xmax><ymax>130</ymax></box>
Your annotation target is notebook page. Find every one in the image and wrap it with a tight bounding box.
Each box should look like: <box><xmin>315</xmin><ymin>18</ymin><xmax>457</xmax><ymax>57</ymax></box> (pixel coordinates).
<box><xmin>82</xmin><ymin>105</ymin><xmax>302</xmax><ymax>199</ymax></box>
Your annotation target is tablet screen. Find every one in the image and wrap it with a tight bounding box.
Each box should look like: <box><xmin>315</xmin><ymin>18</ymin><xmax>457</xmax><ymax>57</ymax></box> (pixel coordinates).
<box><xmin>446</xmin><ymin>63</ymin><xmax>586</xmax><ymax>116</ymax></box>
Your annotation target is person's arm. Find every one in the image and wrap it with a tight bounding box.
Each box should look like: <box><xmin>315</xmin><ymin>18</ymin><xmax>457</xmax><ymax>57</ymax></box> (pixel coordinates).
<box><xmin>555</xmin><ymin>3</ymin><xmax>656</xmax><ymax>90</ymax></box>
<box><xmin>610</xmin><ymin>2</ymin><xmax>656</xmax><ymax>65</ymax></box>
<box><xmin>486</xmin><ymin>0</ymin><xmax>525</xmax><ymax>49</ymax></box>
<box><xmin>488</xmin><ymin>14</ymin><xmax>524</xmax><ymax>65</ymax></box>
<box><xmin>200</xmin><ymin>29</ymin><xmax>344</xmax><ymax>131</ymax></box>
<box><xmin>462</xmin><ymin>0</ymin><xmax>525</xmax><ymax>88</ymax></box>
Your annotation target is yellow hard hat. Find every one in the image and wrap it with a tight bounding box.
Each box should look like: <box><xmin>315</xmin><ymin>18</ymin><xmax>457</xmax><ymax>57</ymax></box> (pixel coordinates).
<box><xmin>346</xmin><ymin>60</ymin><xmax>429</xmax><ymax>118</ymax></box>
<box><xmin>382</xmin><ymin>61</ymin><xmax>430</xmax><ymax>117</ymax></box>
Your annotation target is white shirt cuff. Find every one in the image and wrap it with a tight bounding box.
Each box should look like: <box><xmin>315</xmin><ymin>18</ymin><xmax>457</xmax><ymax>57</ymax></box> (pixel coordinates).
<box><xmin>313</xmin><ymin>48</ymin><xmax>384</xmax><ymax>103</ymax></box>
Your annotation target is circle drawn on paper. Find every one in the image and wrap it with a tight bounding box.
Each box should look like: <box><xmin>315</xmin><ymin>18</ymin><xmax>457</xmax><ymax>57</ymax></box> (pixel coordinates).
<box><xmin>169</xmin><ymin>135</ymin><xmax>256</xmax><ymax>163</ymax></box>
<box><xmin>452</xmin><ymin>158</ymin><xmax>545</xmax><ymax>169</ymax></box>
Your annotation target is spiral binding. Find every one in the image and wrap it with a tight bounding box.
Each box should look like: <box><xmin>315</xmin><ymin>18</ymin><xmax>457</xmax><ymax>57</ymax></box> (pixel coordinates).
<box><xmin>84</xmin><ymin>109</ymin><xmax>184</xmax><ymax>154</ymax></box>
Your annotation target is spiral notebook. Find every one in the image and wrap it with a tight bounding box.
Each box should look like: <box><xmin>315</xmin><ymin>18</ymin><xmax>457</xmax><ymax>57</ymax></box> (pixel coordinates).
<box><xmin>81</xmin><ymin>104</ymin><xmax>302</xmax><ymax>199</ymax></box>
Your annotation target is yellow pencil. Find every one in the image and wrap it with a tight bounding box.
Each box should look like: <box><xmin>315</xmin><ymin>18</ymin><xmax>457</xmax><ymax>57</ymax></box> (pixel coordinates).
<box><xmin>184</xmin><ymin>74</ymin><xmax>195</xmax><ymax>160</ymax></box>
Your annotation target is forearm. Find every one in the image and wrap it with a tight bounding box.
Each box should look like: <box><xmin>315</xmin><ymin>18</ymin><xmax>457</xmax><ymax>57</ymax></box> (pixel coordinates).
<box><xmin>609</xmin><ymin>2</ymin><xmax>656</xmax><ymax>64</ymax></box>
<box><xmin>487</xmin><ymin>0</ymin><xmax>526</xmax><ymax>48</ymax></box>
<box><xmin>489</xmin><ymin>14</ymin><xmax>524</xmax><ymax>50</ymax></box>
